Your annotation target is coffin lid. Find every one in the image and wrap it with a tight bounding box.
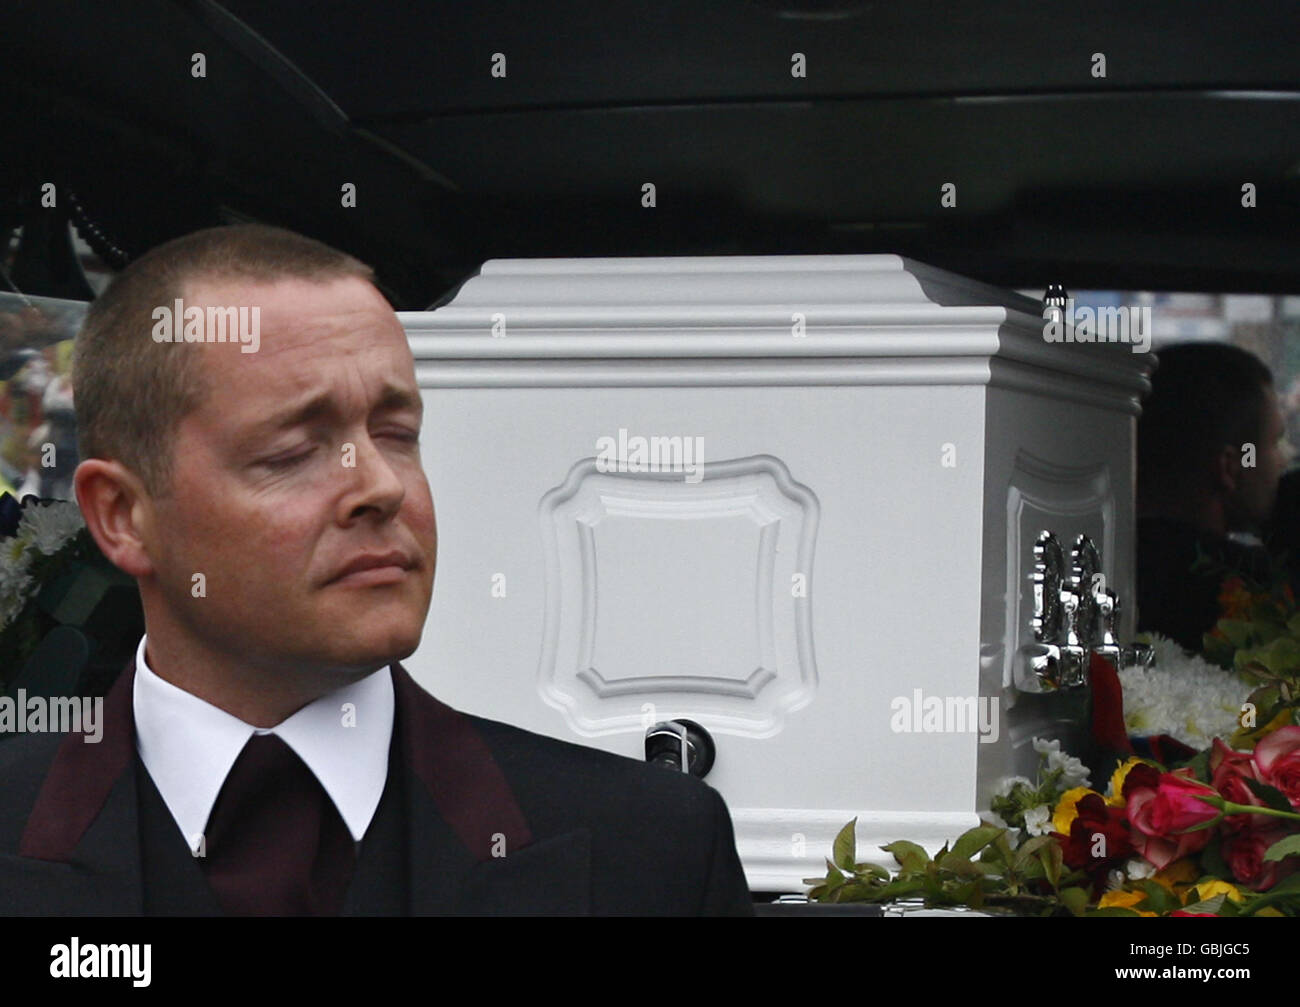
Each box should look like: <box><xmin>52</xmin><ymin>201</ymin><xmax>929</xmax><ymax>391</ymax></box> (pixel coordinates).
<box><xmin>402</xmin><ymin>255</ymin><xmax>1154</xmax><ymax>410</ymax></box>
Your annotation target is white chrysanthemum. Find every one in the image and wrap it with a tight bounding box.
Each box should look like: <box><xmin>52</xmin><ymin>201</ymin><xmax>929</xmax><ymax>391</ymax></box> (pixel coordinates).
<box><xmin>1032</xmin><ymin>737</ymin><xmax>1060</xmax><ymax>757</ymax></box>
<box><xmin>1106</xmin><ymin>869</ymin><xmax>1126</xmax><ymax>892</ymax></box>
<box><xmin>1032</xmin><ymin>737</ymin><xmax>1092</xmax><ymax>789</ymax></box>
<box><xmin>1124</xmin><ymin>857</ymin><xmax>1156</xmax><ymax>881</ymax></box>
<box><xmin>0</xmin><ymin>539</ymin><xmax>35</xmax><ymax>630</ymax></box>
<box><xmin>1023</xmin><ymin>804</ymin><xmax>1053</xmax><ymax>836</ymax></box>
<box><xmin>0</xmin><ymin>537</ymin><xmax>33</xmax><ymax>583</ymax></box>
<box><xmin>16</xmin><ymin>500</ymin><xmax>85</xmax><ymax>556</ymax></box>
<box><xmin>1051</xmin><ymin>750</ymin><xmax>1092</xmax><ymax>789</ymax></box>
<box><xmin>993</xmin><ymin>774</ymin><xmax>1033</xmax><ymax>799</ymax></box>
<box><xmin>1118</xmin><ymin>634</ymin><xmax>1250</xmax><ymax>749</ymax></box>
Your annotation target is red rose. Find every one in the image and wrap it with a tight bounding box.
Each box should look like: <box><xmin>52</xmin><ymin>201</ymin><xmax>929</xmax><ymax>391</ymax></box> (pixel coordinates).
<box><xmin>1210</xmin><ymin>739</ymin><xmax>1268</xmax><ymax>831</ymax></box>
<box><xmin>1056</xmin><ymin>793</ymin><xmax>1133</xmax><ymax>873</ymax></box>
<box><xmin>1149</xmin><ymin>772</ymin><xmax>1222</xmax><ymax>835</ymax></box>
<box><xmin>1221</xmin><ymin>827</ymin><xmax>1296</xmax><ymax>891</ymax></box>
<box><xmin>1254</xmin><ymin>726</ymin><xmax>1300</xmax><ymax>809</ymax></box>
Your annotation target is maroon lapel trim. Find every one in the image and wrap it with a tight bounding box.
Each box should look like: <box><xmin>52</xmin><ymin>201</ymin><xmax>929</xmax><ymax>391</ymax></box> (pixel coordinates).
<box><xmin>18</xmin><ymin>658</ymin><xmax>534</xmax><ymax>866</ymax></box>
<box><xmin>390</xmin><ymin>662</ymin><xmax>533</xmax><ymax>861</ymax></box>
<box><xmin>19</xmin><ymin>657</ymin><xmax>137</xmax><ymax>862</ymax></box>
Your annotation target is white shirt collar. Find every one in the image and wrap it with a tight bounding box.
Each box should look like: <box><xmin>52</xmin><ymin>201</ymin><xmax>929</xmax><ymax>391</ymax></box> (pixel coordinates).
<box><xmin>132</xmin><ymin>634</ymin><xmax>394</xmax><ymax>852</ymax></box>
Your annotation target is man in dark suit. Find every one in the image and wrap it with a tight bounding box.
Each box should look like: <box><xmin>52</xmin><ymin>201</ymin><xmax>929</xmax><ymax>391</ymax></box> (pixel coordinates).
<box><xmin>0</xmin><ymin>224</ymin><xmax>753</xmax><ymax>915</ymax></box>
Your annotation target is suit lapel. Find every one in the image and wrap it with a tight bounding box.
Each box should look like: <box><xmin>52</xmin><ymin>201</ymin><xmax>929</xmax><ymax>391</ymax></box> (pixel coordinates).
<box><xmin>391</xmin><ymin>663</ymin><xmax>591</xmax><ymax>914</ymax></box>
<box><xmin>8</xmin><ymin>657</ymin><xmax>594</xmax><ymax>914</ymax></box>
<box><xmin>7</xmin><ymin>657</ymin><xmax>143</xmax><ymax>914</ymax></box>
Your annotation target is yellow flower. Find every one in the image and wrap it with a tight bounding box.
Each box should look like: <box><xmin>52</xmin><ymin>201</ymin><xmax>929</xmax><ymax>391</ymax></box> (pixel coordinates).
<box><xmin>1185</xmin><ymin>880</ymin><xmax>1244</xmax><ymax>905</ymax></box>
<box><xmin>1151</xmin><ymin>859</ymin><xmax>1199</xmax><ymax>895</ymax></box>
<box><xmin>1099</xmin><ymin>889</ymin><xmax>1157</xmax><ymax>916</ymax></box>
<box><xmin>1256</xmin><ymin>708</ymin><xmax>1295</xmax><ymax>740</ymax></box>
<box><xmin>1052</xmin><ymin>787</ymin><xmax>1103</xmax><ymax>835</ymax></box>
<box><xmin>1107</xmin><ymin>757</ymin><xmax>1148</xmax><ymax>807</ymax></box>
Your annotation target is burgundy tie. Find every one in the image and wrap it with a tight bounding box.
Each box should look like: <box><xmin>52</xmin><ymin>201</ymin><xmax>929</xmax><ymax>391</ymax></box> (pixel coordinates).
<box><xmin>199</xmin><ymin>733</ymin><xmax>356</xmax><ymax>915</ymax></box>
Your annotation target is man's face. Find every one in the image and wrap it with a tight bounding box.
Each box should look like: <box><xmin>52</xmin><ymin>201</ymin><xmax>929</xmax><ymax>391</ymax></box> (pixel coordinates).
<box><xmin>143</xmin><ymin>275</ymin><xmax>436</xmax><ymax>675</ymax></box>
<box><xmin>1233</xmin><ymin>385</ymin><xmax>1289</xmax><ymax>530</ymax></box>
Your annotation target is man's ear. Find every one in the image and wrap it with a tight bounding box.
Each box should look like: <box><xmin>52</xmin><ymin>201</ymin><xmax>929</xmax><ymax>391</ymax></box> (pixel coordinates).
<box><xmin>73</xmin><ymin>458</ymin><xmax>156</xmax><ymax>578</ymax></box>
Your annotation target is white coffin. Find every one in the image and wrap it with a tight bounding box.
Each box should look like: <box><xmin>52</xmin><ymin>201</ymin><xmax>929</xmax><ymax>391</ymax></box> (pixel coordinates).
<box><xmin>400</xmin><ymin>255</ymin><xmax>1152</xmax><ymax>891</ymax></box>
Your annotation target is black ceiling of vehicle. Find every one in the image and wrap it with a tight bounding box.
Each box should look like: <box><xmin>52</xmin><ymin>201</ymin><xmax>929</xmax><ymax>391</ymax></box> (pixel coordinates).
<box><xmin>3</xmin><ymin>0</ymin><xmax>1299</xmax><ymax>308</ymax></box>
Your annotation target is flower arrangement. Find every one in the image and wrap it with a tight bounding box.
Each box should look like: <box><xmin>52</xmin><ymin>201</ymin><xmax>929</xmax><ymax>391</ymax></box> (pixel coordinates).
<box><xmin>808</xmin><ymin>726</ymin><xmax>1300</xmax><ymax>916</ymax></box>
<box><xmin>1202</xmin><ymin>573</ymin><xmax>1300</xmax><ymax>722</ymax></box>
<box><xmin>0</xmin><ymin>491</ymin><xmax>138</xmax><ymax>686</ymax></box>
<box><xmin>809</xmin><ymin>559</ymin><xmax>1300</xmax><ymax>916</ymax></box>
<box><xmin>1117</xmin><ymin>634</ymin><xmax>1253</xmax><ymax>750</ymax></box>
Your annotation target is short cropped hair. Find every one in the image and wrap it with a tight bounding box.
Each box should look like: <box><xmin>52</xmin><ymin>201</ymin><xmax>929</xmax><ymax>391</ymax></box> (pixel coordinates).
<box><xmin>1138</xmin><ymin>342</ymin><xmax>1273</xmax><ymax>491</ymax></box>
<box><xmin>72</xmin><ymin>225</ymin><xmax>375</xmax><ymax>498</ymax></box>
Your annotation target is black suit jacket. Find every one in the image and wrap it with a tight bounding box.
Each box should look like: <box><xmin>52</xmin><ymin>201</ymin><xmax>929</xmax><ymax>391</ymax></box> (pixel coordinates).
<box><xmin>0</xmin><ymin>658</ymin><xmax>754</xmax><ymax>916</ymax></box>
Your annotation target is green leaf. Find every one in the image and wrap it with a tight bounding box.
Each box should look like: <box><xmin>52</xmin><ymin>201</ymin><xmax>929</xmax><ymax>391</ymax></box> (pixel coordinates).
<box><xmin>980</xmin><ymin>829</ymin><xmax>1015</xmax><ymax>873</ymax></box>
<box><xmin>1012</xmin><ymin>835</ymin><xmax>1054</xmax><ymax>874</ymax></box>
<box><xmin>1086</xmin><ymin>906</ymin><xmax>1143</xmax><ymax>917</ymax></box>
<box><xmin>937</xmin><ymin>852</ymin><xmax>983</xmax><ymax>877</ymax></box>
<box><xmin>1058</xmin><ymin>887</ymin><xmax>1090</xmax><ymax>917</ymax></box>
<box><xmin>1178</xmin><ymin>893</ymin><xmax>1226</xmax><ymax>916</ymax></box>
<box><xmin>1137</xmin><ymin>880</ymin><xmax>1180</xmax><ymax>915</ymax></box>
<box><xmin>870</xmin><ymin>877</ymin><xmax>928</xmax><ymax>902</ymax></box>
<box><xmin>1264</xmin><ymin>833</ymin><xmax>1300</xmax><ymax>863</ymax></box>
<box><xmin>1017</xmin><ymin>856</ymin><xmax>1046</xmax><ymax>883</ymax></box>
<box><xmin>830</xmin><ymin>880</ymin><xmax>878</xmax><ymax>903</ymax></box>
<box><xmin>921</xmin><ymin>861</ymin><xmax>944</xmax><ymax>900</ymax></box>
<box><xmin>852</xmin><ymin>861</ymin><xmax>891</xmax><ymax>883</ymax></box>
<box><xmin>1241</xmin><ymin>873</ymin><xmax>1300</xmax><ymax>916</ymax></box>
<box><xmin>1219</xmin><ymin>618</ymin><xmax>1260</xmax><ymax>649</ymax></box>
<box><xmin>1248</xmin><ymin>636</ymin><xmax>1300</xmax><ymax>676</ymax></box>
<box><xmin>832</xmin><ymin>818</ymin><xmax>857</xmax><ymax>872</ymax></box>
<box><xmin>1038</xmin><ymin>840</ymin><xmax>1063</xmax><ymax>892</ymax></box>
<box><xmin>1179</xmin><ymin>748</ymin><xmax>1212</xmax><ymax>781</ymax></box>
<box><xmin>881</xmin><ymin>840</ymin><xmax>931</xmax><ymax>873</ymax></box>
<box><xmin>946</xmin><ymin>879</ymin><xmax>980</xmax><ymax>905</ymax></box>
<box><xmin>950</xmin><ymin>825</ymin><xmax>1005</xmax><ymax>862</ymax></box>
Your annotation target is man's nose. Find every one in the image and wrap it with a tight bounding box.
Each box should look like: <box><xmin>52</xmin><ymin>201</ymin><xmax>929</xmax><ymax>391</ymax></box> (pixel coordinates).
<box><xmin>338</xmin><ymin>434</ymin><xmax>406</xmax><ymax>518</ymax></box>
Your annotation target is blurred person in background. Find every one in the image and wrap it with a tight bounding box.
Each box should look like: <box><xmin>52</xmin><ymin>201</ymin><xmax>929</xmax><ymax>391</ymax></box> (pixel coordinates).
<box><xmin>1136</xmin><ymin>343</ymin><xmax>1292</xmax><ymax>653</ymax></box>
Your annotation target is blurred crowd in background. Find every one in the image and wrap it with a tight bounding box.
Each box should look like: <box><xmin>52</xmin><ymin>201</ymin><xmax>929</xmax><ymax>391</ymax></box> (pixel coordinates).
<box><xmin>0</xmin><ymin>295</ymin><xmax>83</xmax><ymax>502</ymax></box>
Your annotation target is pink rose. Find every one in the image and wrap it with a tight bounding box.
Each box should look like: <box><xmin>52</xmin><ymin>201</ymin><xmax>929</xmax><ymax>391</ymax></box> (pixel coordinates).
<box><xmin>1127</xmin><ymin>782</ymin><xmax>1212</xmax><ymax>871</ymax></box>
<box><xmin>1221</xmin><ymin>826</ymin><xmax>1296</xmax><ymax>891</ymax></box>
<box><xmin>1210</xmin><ymin>739</ymin><xmax>1268</xmax><ymax>831</ymax></box>
<box><xmin>1149</xmin><ymin>771</ymin><xmax>1223</xmax><ymax>834</ymax></box>
<box><xmin>1254</xmin><ymin>726</ymin><xmax>1300</xmax><ymax>808</ymax></box>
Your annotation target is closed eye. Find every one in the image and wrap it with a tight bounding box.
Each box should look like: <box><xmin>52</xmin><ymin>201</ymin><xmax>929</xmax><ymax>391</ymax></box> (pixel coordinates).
<box><xmin>262</xmin><ymin>431</ymin><xmax>418</xmax><ymax>469</ymax></box>
<box><xmin>263</xmin><ymin>448</ymin><xmax>315</xmax><ymax>469</ymax></box>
